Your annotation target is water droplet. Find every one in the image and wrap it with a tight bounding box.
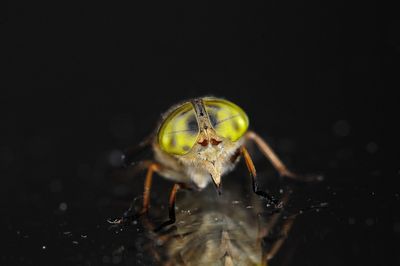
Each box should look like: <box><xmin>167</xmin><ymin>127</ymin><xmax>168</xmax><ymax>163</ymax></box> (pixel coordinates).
<box><xmin>59</xmin><ymin>202</ymin><xmax>68</xmax><ymax>212</ymax></box>
<box><xmin>42</xmin><ymin>245</ymin><xmax>46</xmax><ymax>250</ymax></box>
<box><xmin>108</xmin><ymin>150</ymin><xmax>124</xmax><ymax>167</ymax></box>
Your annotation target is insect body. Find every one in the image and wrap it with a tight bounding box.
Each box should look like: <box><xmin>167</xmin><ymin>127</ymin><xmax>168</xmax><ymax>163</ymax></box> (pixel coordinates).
<box><xmin>117</xmin><ymin>97</ymin><xmax>309</xmax><ymax>227</ymax></box>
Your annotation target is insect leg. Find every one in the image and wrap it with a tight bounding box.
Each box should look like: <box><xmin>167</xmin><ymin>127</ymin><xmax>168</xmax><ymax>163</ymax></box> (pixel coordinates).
<box><xmin>154</xmin><ymin>183</ymin><xmax>181</xmax><ymax>232</ymax></box>
<box><xmin>257</xmin><ymin>191</ymin><xmax>291</xmax><ymax>245</ymax></box>
<box><xmin>245</xmin><ymin>131</ymin><xmax>323</xmax><ymax>182</ymax></box>
<box><xmin>240</xmin><ymin>146</ymin><xmax>280</xmax><ymax>207</ymax></box>
<box><xmin>116</xmin><ymin>162</ymin><xmax>160</xmax><ymax>224</ymax></box>
<box><xmin>141</xmin><ymin>162</ymin><xmax>161</xmax><ymax>213</ymax></box>
<box><xmin>263</xmin><ymin>216</ymin><xmax>296</xmax><ymax>261</ymax></box>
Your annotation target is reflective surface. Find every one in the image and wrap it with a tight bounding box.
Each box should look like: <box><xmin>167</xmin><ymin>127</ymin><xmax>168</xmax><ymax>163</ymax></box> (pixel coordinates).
<box><xmin>2</xmin><ymin>140</ymin><xmax>393</xmax><ymax>265</ymax></box>
<box><xmin>1</xmin><ymin>92</ymin><xmax>392</xmax><ymax>265</ymax></box>
<box><xmin>2</xmin><ymin>0</ymin><xmax>394</xmax><ymax>264</ymax></box>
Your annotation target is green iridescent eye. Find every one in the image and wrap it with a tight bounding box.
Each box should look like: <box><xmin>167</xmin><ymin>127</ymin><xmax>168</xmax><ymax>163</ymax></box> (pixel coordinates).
<box><xmin>204</xmin><ymin>98</ymin><xmax>249</xmax><ymax>142</ymax></box>
<box><xmin>158</xmin><ymin>103</ymin><xmax>199</xmax><ymax>155</ymax></box>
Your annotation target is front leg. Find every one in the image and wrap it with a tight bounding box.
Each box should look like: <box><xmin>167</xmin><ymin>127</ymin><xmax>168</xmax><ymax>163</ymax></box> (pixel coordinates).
<box><xmin>245</xmin><ymin>131</ymin><xmax>323</xmax><ymax>182</ymax></box>
<box><xmin>154</xmin><ymin>183</ymin><xmax>181</xmax><ymax>232</ymax></box>
<box><xmin>110</xmin><ymin>162</ymin><xmax>161</xmax><ymax>225</ymax></box>
<box><xmin>240</xmin><ymin>146</ymin><xmax>281</xmax><ymax>208</ymax></box>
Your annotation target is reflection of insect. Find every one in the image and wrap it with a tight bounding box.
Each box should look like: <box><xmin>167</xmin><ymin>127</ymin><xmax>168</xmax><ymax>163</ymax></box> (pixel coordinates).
<box><xmin>113</xmin><ymin>97</ymin><xmax>318</xmax><ymax>227</ymax></box>
<box><xmin>141</xmin><ymin>187</ymin><xmax>296</xmax><ymax>266</ymax></box>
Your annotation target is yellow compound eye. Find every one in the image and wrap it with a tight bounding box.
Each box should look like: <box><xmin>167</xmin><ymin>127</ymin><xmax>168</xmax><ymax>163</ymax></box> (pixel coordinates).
<box><xmin>158</xmin><ymin>102</ymin><xmax>199</xmax><ymax>155</ymax></box>
<box><xmin>204</xmin><ymin>98</ymin><xmax>249</xmax><ymax>142</ymax></box>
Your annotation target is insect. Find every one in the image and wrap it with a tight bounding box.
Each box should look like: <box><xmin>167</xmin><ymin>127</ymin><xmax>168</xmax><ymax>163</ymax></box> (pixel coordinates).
<box><xmin>113</xmin><ymin>96</ymin><xmax>317</xmax><ymax>228</ymax></box>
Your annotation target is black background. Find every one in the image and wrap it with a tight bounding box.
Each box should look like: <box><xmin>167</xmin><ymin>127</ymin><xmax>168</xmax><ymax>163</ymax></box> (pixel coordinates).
<box><xmin>1</xmin><ymin>1</ymin><xmax>397</xmax><ymax>265</ymax></box>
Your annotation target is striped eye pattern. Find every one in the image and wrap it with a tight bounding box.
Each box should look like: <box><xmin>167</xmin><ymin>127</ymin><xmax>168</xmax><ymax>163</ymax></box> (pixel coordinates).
<box><xmin>158</xmin><ymin>98</ymin><xmax>249</xmax><ymax>155</ymax></box>
<box><xmin>204</xmin><ymin>98</ymin><xmax>249</xmax><ymax>142</ymax></box>
<box><xmin>158</xmin><ymin>103</ymin><xmax>199</xmax><ymax>155</ymax></box>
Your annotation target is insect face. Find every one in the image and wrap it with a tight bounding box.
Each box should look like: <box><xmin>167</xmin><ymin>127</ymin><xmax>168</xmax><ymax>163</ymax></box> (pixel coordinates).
<box><xmin>157</xmin><ymin>97</ymin><xmax>249</xmax><ymax>188</ymax></box>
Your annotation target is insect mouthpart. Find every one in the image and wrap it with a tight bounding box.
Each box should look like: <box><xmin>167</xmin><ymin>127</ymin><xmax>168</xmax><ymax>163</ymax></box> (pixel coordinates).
<box><xmin>206</xmin><ymin>163</ymin><xmax>222</xmax><ymax>195</ymax></box>
<box><xmin>210</xmin><ymin>174</ymin><xmax>222</xmax><ymax>195</ymax></box>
